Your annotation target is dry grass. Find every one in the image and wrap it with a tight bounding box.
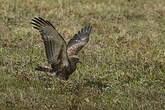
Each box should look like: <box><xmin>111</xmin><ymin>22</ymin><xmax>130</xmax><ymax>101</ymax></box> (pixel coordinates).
<box><xmin>0</xmin><ymin>0</ymin><xmax>165</xmax><ymax>110</ymax></box>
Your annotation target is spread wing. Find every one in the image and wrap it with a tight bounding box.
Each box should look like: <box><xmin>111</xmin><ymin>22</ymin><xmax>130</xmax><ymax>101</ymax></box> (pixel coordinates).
<box><xmin>67</xmin><ymin>25</ymin><xmax>92</xmax><ymax>56</ymax></box>
<box><xmin>31</xmin><ymin>17</ymin><xmax>68</xmax><ymax>67</ymax></box>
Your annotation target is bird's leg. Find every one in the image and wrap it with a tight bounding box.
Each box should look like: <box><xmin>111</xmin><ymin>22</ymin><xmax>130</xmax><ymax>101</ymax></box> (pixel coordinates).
<box><xmin>35</xmin><ymin>65</ymin><xmax>52</xmax><ymax>72</ymax></box>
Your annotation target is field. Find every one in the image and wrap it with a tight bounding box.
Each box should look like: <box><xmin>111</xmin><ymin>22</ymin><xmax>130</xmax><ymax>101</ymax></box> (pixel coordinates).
<box><xmin>0</xmin><ymin>0</ymin><xmax>165</xmax><ymax>109</ymax></box>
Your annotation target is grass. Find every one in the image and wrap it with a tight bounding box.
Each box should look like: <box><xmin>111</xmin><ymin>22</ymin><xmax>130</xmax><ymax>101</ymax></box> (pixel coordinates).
<box><xmin>0</xmin><ymin>0</ymin><xmax>165</xmax><ymax>109</ymax></box>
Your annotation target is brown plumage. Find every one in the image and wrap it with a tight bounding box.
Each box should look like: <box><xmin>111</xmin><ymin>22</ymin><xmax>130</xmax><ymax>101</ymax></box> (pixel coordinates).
<box><xmin>31</xmin><ymin>17</ymin><xmax>92</xmax><ymax>80</ymax></box>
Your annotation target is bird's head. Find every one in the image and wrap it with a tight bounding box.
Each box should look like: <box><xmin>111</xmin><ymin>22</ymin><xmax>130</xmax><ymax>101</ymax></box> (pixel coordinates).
<box><xmin>69</xmin><ymin>56</ymin><xmax>82</xmax><ymax>64</ymax></box>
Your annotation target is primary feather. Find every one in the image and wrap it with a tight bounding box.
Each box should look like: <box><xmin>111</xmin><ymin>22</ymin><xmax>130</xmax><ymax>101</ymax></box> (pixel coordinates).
<box><xmin>67</xmin><ymin>25</ymin><xmax>92</xmax><ymax>56</ymax></box>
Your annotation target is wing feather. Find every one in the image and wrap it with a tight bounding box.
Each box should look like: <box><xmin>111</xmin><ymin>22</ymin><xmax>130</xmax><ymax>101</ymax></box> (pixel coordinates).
<box><xmin>67</xmin><ymin>25</ymin><xmax>92</xmax><ymax>56</ymax></box>
<box><xmin>31</xmin><ymin>17</ymin><xmax>69</xmax><ymax>67</ymax></box>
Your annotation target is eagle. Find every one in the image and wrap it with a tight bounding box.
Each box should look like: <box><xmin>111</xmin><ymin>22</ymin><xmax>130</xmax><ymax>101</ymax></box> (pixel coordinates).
<box><xmin>31</xmin><ymin>17</ymin><xmax>92</xmax><ymax>80</ymax></box>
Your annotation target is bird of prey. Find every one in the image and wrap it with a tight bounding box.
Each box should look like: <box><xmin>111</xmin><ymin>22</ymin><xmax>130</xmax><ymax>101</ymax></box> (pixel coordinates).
<box><xmin>31</xmin><ymin>17</ymin><xmax>92</xmax><ymax>80</ymax></box>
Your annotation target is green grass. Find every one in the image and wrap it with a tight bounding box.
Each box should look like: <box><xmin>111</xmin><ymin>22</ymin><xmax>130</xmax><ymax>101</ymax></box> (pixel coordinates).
<box><xmin>0</xmin><ymin>0</ymin><xmax>165</xmax><ymax>109</ymax></box>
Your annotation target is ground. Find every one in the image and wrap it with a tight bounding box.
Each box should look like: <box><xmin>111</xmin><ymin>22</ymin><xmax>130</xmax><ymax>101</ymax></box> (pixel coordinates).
<box><xmin>0</xmin><ymin>0</ymin><xmax>165</xmax><ymax>110</ymax></box>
